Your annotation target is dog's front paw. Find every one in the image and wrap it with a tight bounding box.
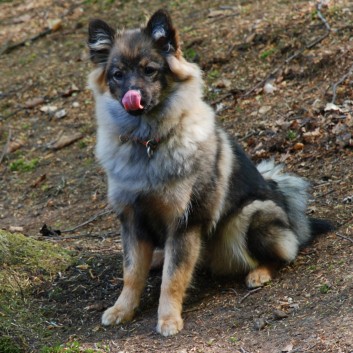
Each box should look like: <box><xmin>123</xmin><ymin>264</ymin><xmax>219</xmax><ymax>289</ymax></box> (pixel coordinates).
<box><xmin>101</xmin><ymin>305</ymin><xmax>134</xmax><ymax>326</ymax></box>
<box><xmin>157</xmin><ymin>315</ymin><xmax>183</xmax><ymax>336</ymax></box>
<box><xmin>245</xmin><ymin>266</ymin><xmax>272</xmax><ymax>288</ymax></box>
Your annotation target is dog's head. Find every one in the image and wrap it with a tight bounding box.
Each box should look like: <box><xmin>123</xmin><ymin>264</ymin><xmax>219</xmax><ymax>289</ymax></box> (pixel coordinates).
<box><xmin>88</xmin><ymin>10</ymin><xmax>186</xmax><ymax>116</ymax></box>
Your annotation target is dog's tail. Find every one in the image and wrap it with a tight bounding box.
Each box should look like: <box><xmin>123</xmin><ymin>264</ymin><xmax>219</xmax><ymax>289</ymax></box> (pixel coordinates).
<box><xmin>309</xmin><ymin>217</ymin><xmax>335</xmax><ymax>237</ymax></box>
<box><xmin>257</xmin><ymin>160</ymin><xmax>334</xmax><ymax>245</ymax></box>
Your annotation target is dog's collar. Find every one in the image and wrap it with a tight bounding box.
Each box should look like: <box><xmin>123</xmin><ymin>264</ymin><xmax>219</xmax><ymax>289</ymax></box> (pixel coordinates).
<box><xmin>119</xmin><ymin>134</ymin><xmax>161</xmax><ymax>159</ymax></box>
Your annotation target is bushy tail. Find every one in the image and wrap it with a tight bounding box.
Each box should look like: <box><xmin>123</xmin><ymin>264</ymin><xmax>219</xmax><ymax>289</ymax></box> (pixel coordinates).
<box><xmin>309</xmin><ymin>218</ymin><xmax>335</xmax><ymax>237</ymax></box>
<box><xmin>257</xmin><ymin>160</ymin><xmax>334</xmax><ymax>245</ymax></box>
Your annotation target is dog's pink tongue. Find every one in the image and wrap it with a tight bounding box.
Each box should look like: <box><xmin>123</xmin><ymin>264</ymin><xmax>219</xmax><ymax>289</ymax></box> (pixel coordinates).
<box><xmin>122</xmin><ymin>90</ymin><xmax>144</xmax><ymax>111</ymax></box>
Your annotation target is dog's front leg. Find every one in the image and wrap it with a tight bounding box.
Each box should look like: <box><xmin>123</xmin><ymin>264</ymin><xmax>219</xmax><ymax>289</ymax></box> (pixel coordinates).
<box><xmin>157</xmin><ymin>227</ymin><xmax>201</xmax><ymax>336</ymax></box>
<box><xmin>102</xmin><ymin>234</ymin><xmax>153</xmax><ymax>326</ymax></box>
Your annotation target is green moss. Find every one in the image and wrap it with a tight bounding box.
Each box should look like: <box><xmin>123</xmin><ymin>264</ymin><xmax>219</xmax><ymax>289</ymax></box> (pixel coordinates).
<box><xmin>40</xmin><ymin>341</ymin><xmax>100</xmax><ymax>353</ymax></box>
<box><xmin>0</xmin><ymin>336</ymin><xmax>23</xmax><ymax>353</ymax></box>
<box><xmin>9</xmin><ymin>158</ymin><xmax>39</xmax><ymax>172</ymax></box>
<box><xmin>0</xmin><ymin>231</ymin><xmax>72</xmax><ymax>273</ymax></box>
<box><xmin>287</xmin><ymin>130</ymin><xmax>297</xmax><ymax>141</ymax></box>
<box><xmin>260</xmin><ymin>47</ymin><xmax>277</xmax><ymax>60</ymax></box>
<box><xmin>0</xmin><ymin>231</ymin><xmax>75</xmax><ymax>350</ymax></box>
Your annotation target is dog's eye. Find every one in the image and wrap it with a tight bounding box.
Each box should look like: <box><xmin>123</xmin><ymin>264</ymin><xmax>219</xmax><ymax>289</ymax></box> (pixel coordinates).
<box><xmin>144</xmin><ymin>66</ymin><xmax>157</xmax><ymax>76</ymax></box>
<box><xmin>113</xmin><ymin>71</ymin><xmax>123</xmax><ymax>81</ymax></box>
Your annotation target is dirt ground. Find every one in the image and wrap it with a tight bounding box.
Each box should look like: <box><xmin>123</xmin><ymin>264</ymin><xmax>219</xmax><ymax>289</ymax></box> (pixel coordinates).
<box><xmin>0</xmin><ymin>0</ymin><xmax>353</xmax><ymax>352</ymax></box>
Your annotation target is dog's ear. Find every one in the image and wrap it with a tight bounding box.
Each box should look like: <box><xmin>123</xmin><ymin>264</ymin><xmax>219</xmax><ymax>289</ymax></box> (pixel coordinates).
<box><xmin>145</xmin><ymin>10</ymin><xmax>180</xmax><ymax>56</ymax></box>
<box><xmin>88</xmin><ymin>19</ymin><xmax>115</xmax><ymax>64</ymax></box>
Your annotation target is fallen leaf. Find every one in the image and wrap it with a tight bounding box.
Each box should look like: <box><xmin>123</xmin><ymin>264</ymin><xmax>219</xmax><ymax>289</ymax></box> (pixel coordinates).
<box><xmin>303</xmin><ymin>128</ymin><xmax>321</xmax><ymax>142</ymax></box>
<box><xmin>76</xmin><ymin>264</ymin><xmax>89</xmax><ymax>270</ymax></box>
<box><xmin>84</xmin><ymin>303</ymin><xmax>106</xmax><ymax>311</ymax></box>
<box><xmin>324</xmin><ymin>102</ymin><xmax>343</xmax><ymax>112</ymax></box>
<box><xmin>7</xmin><ymin>139</ymin><xmax>24</xmax><ymax>153</ymax></box>
<box><xmin>282</xmin><ymin>343</ymin><xmax>294</xmax><ymax>352</ymax></box>
<box><xmin>25</xmin><ymin>97</ymin><xmax>45</xmax><ymax>108</ymax></box>
<box><xmin>264</xmin><ymin>82</ymin><xmax>277</xmax><ymax>94</ymax></box>
<box><xmin>9</xmin><ymin>226</ymin><xmax>24</xmax><ymax>232</ymax></box>
<box><xmin>54</xmin><ymin>109</ymin><xmax>67</xmax><ymax>119</ymax></box>
<box><xmin>62</xmin><ymin>84</ymin><xmax>80</xmax><ymax>97</ymax></box>
<box><xmin>49</xmin><ymin>133</ymin><xmax>83</xmax><ymax>150</ymax></box>
<box><xmin>40</xmin><ymin>105</ymin><xmax>58</xmax><ymax>113</ymax></box>
<box><xmin>13</xmin><ymin>14</ymin><xmax>31</xmax><ymax>24</ymax></box>
<box><xmin>48</xmin><ymin>19</ymin><xmax>62</xmax><ymax>32</ymax></box>
<box><xmin>259</xmin><ymin>105</ymin><xmax>271</xmax><ymax>114</ymax></box>
<box><xmin>293</xmin><ymin>142</ymin><xmax>304</xmax><ymax>151</ymax></box>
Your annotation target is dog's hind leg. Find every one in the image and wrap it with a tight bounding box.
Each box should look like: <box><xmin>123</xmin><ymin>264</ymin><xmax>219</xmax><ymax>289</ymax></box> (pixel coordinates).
<box><xmin>150</xmin><ymin>248</ymin><xmax>164</xmax><ymax>270</ymax></box>
<box><xmin>157</xmin><ymin>227</ymin><xmax>201</xmax><ymax>336</ymax></box>
<box><xmin>245</xmin><ymin>207</ymin><xmax>300</xmax><ymax>288</ymax></box>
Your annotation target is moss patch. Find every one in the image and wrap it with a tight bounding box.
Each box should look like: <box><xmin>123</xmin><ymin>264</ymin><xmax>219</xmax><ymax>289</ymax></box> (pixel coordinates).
<box><xmin>0</xmin><ymin>230</ymin><xmax>75</xmax><ymax>352</ymax></box>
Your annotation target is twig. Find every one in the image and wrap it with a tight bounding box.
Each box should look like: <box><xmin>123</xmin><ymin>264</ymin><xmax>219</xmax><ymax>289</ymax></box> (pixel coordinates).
<box><xmin>0</xmin><ymin>28</ymin><xmax>52</xmax><ymax>56</ymax></box>
<box><xmin>0</xmin><ymin>128</ymin><xmax>11</xmax><ymax>165</ymax></box>
<box><xmin>336</xmin><ymin>232</ymin><xmax>353</xmax><ymax>244</ymax></box>
<box><xmin>239</xmin><ymin>131</ymin><xmax>256</xmax><ymax>142</ymax></box>
<box><xmin>239</xmin><ymin>348</ymin><xmax>251</xmax><ymax>353</ymax></box>
<box><xmin>242</xmin><ymin>0</ymin><xmax>331</xmax><ymax>97</ymax></box>
<box><xmin>239</xmin><ymin>287</ymin><xmax>262</xmax><ymax>303</ymax></box>
<box><xmin>183</xmin><ymin>306</ymin><xmax>202</xmax><ymax>313</ymax></box>
<box><xmin>331</xmin><ymin>63</ymin><xmax>353</xmax><ymax>104</ymax></box>
<box><xmin>0</xmin><ymin>0</ymin><xmax>86</xmax><ymax>56</ymax></box>
<box><xmin>61</xmin><ymin>209</ymin><xmax>114</xmax><ymax>233</ymax></box>
<box><xmin>315</xmin><ymin>189</ymin><xmax>335</xmax><ymax>198</ymax></box>
<box><xmin>208</xmin><ymin>13</ymin><xmax>239</xmax><ymax>25</ymax></box>
<box><xmin>50</xmin><ymin>231</ymin><xmax>119</xmax><ymax>240</ymax></box>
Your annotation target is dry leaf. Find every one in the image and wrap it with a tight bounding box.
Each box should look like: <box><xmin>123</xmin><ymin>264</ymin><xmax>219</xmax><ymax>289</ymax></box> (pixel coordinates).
<box><xmin>40</xmin><ymin>105</ymin><xmax>58</xmax><ymax>113</ymax></box>
<box><xmin>324</xmin><ymin>102</ymin><xmax>342</xmax><ymax>112</ymax></box>
<box><xmin>282</xmin><ymin>343</ymin><xmax>294</xmax><ymax>352</ymax></box>
<box><xmin>9</xmin><ymin>226</ymin><xmax>24</xmax><ymax>232</ymax></box>
<box><xmin>7</xmin><ymin>139</ymin><xmax>24</xmax><ymax>153</ymax></box>
<box><xmin>259</xmin><ymin>106</ymin><xmax>271</xmax><ymax>114</ymax></box>
<box><xmin>54</xmin><ymin>109</ymin><xmax>67</xmax><ymax>119</ymax></box>
<box><xmin>293</xmin><ymin>142</ymin><xmax>304</xmax><ymax>151</ymax></box>
<box><xmin>49</xmin><ymin>133</ymin><xmax>83</xmax><ymax>150</ymax></box>
<box><xmin>264</xmin><ymin>82</ymin><xmax>277</xmax><ymax>94</ymax></box>
<box><xmin>303</xmin><ymin>128</ymin><xmax>321</xmax><ymax>142</ymax></box>
<box><xmin>25</xmin><ymin>97</ymin><xmax>45</xmax><ymax>108</ymax></box>
<box><xmin>48</xmin><ymin>19</ymin><xmax>62</xmax><ymax>32</ymax></box>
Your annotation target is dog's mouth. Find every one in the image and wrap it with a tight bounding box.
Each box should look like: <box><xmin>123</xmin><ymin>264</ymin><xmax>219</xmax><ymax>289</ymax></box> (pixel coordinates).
<box><xmin>122</xmin><ymin>90</ymin><xmax>144</xmax><ymax>114</ymax></box>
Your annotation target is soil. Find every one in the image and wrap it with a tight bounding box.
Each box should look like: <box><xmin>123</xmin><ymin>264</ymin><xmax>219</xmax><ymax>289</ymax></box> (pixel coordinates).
<box><xmin>0</xmin><ymin>0</ymin><xmax>353</xmax><ymax>352</ymax></box>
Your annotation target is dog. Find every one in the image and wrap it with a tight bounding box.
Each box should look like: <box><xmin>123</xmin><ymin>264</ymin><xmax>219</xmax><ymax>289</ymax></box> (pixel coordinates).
<box><xmin>87</xmin><ymin>9</ymin><xmax>333</xmax><ymax>336</ymax></box>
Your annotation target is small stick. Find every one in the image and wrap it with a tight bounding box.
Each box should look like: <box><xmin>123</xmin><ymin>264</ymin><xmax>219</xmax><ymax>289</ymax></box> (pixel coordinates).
<box><xmin>336</xmin><ymin>232</ymin><xmax>353</xmax><ymax>244</ymax></box>
<box><xmin>0</xmin><ymin>28</ymin><xmax>52</xmax><ymax>56</ymax></box>
<box><xmin>239</xmin><ymin>287</ymin><xmax>262</xmax><ymax>303</ymax></box>
<box><xmin>61</xmin><ymin>209</ymin><xmax>114</xmax><ymax>233</ymax></box>
<box><xmin>331</xmin><ymin>63</ymin><xmax>353</xmax><ymax>104</ymax></box>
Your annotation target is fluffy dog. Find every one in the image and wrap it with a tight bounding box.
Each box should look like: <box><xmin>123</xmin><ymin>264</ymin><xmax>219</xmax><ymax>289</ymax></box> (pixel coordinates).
<box><xmin>88</xmin><ymin>9</ymin><xmax>332</xmax><ymax>336</ymax></box>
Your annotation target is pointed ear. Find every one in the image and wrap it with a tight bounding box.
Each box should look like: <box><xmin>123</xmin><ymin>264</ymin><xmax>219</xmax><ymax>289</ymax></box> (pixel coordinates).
<box><xmin>145</xmin><ymin>10</ymin><xmax>180</xmax><ymax>56</ymax></box>
<box><xmin>88</xmin><ymin>19</ymin><xmax>115</xmax><ymax>64</ymax></box>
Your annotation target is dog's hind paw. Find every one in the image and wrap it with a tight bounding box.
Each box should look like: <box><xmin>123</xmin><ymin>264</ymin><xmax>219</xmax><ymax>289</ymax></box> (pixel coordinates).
<box><xmin>101</xmin><ymin>305</ymin><xmax>134</xmax><ymax>326</ymax></box>
<box><xmin>245</xmin><ymin>266</ymin><xmax>272</xmax><ymax>289</ymax></box>
<box><xmin>157</xmin><ymin>316</ymin><xmax>183</xmax><ymax>336</ymax></box>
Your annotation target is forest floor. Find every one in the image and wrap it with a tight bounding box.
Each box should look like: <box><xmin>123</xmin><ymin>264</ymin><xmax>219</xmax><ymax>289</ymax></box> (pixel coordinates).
<box><xmin>0</xmin><ymin>0</ymin><xmax>353</xmax><ymax>352</ymax></box>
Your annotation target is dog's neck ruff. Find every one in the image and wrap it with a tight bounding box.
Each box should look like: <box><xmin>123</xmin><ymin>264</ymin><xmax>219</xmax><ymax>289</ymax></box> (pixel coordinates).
<box><xmin>119</xmin><ymin>134</ymin><xmax>161</xmax><ymax>159</ymax></box>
